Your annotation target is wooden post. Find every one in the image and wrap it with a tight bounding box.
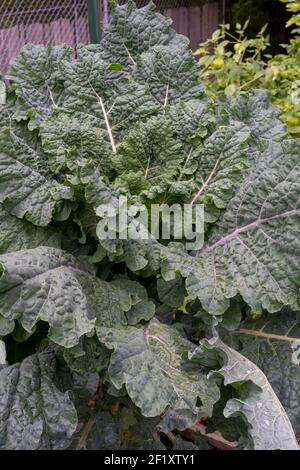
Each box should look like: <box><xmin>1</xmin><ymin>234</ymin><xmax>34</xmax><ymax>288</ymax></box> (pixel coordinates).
<box><xmin>87</xmin><ymin>0</ymin><xmax>102</xmax><ymax>43</ymax></box>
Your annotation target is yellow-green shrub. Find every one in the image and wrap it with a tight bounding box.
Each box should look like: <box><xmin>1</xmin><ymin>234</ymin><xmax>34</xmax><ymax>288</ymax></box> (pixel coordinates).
<box><xmin>196</xmin><ymin>0</ymin><xmax>300</xmax><ymax>136</ymax></box>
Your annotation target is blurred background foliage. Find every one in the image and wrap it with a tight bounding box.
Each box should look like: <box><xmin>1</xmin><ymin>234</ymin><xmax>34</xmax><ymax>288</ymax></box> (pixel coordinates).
<box><xmin>196</xmin><ymin>0</ymin><xmax>300</xmax><ymax>136</ymax></box>
<box><xmin>226</xmin><ymin>0</ymin><xmax>291</xmax><ymax>51</ymax></box>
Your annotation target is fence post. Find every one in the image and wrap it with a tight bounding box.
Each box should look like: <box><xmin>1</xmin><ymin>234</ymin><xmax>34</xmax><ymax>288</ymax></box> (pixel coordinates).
<box><xmin>87</xmin><ymin>0</ymin><xmax>102</xmax><ymax>43</ymax></box>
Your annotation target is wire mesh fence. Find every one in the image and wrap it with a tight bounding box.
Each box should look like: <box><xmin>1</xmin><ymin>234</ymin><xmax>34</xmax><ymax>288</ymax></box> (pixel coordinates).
<box><xmin>0</xmin><ymin>0</ymin><xmax>89</xmax><ymax>75</ymax></box>
<box><xmin>0</xmin><ymin>0</ymin><xmax>224</xmax><ymax>75</ymax></box>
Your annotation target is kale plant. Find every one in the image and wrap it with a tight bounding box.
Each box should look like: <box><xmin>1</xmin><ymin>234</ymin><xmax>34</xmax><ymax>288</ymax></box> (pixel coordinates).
<box><xmin>0</xmin><ymin>1</ymin><xmax>299</xmax><ymax>450</ymax></box>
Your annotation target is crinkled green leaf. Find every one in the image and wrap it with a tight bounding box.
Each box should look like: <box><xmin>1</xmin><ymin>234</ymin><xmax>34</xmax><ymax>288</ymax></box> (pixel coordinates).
<box><xmin>191</xmin><ymin>338</ymin><xmax>299</xmax><ymax>450</ymax></box>
<box><xmin>112</xmin><ymin>115</ymin><xmax>184</xmax><ymax>189</ymax></box>
<box><xmin>58</xmin><ymin>46</ymin><xmax>158</xmax><ymax>153</ymax></box>
<box><xmin>0</xmin><ymin>126</ymin><xmax>73</xmax><ymax>226</ymax></box>
<box><xmin>97</xmin><ymin>319</ymin><xmax>220</xmax><ymax>429</ymax></box>
<box><xmin>121</xmin><ymin>238</ymin><xmax>162</xmax><ymax>274</ymax></box>
<box><xmin>0</xmin><ymin>247</ymin><xmax>154</xmax><ymax>347</ymax></box>
<box><xmin>206</xmin><ymin>383</ymin><xmax>250</xmax><ymax>446</ymax></box>
<box><xmin>219</xmin><ymin>90</ymin><xmax>287</xmax><ymax>146</ymax></box>
<box><xmin>220</xmin><ymin>300</ymin><xmax>243</xmax><ymax>332</ymax></box>
<box><xmin>0</xmin><ymin>91</ymin><xmax>32</xmax><ymax>130</ymax></box>
<box><xmin>84</xmin><ymin>171</ymin><xmax>120</xmax><ymax>208</ymax></box>
<box><xmin>0</xmin><ymin>348</ymin><xmax>77</xmax><ymax>450</ymax></box>
<box><xmin>0</xmin><ymin>247</ymin><xmax>95</xmax><ymax>346</ymax></box>
<box><xmin>30</xmin><ymin>348</ymin><xmax>99</xmax><ymax>435</ymax></box>
<box><xmin>111</xmin><ymin>278</ymin><xmax>155</xmax><ymax>324</ymax></box>
<box><xmin>226</xmin><ymin>309</ymin><xmax>300</xmax><ymax>433</ymax></box>
<box><xmin>133</xmin><ymin>44</ymin><xmax>203</xmax><ymax>106</ymax></box>
<box><xmin>7</xmin><ymin>44</ymin><xmax>72</xmax><ymax>123</ymax></box>
<box><xmin>191</xmin><ymin>121</ymin><xmax>250</xmax><ymax>208</ymax></box>
<box><xmin>1</xmin><ymin>0</ymin><xmax>299</xmax><ymax>452</ymax></box>
<box><xmin>163</xmin><ymin>139</ymin><xmax>300</xmax><ymax>315</ymax></box>
<box><xmin>169</xmin><ymin>98</ymin><xmax>215</xmax><ymax>142</ymax></box>
<box><xmin>157</xmin><ymin>275</ymin><xmax>185</xmax><ymax>308</ymax></box>
<box><xmin>96</xmin><ymin>0</ymin><xmax>187</xmax><ymax>69</ymax></box>
<box><xmin>84</xmin><ymin>172</ymin><xmax>162</xmax><ymax>273</ymax></box>
<box><xmin>53</xmin><ymin>354</ymin><xmax>99</xmax><ymax>424</ymax></box>
<box><xmin>63</xmin><ymin>336</ymin><xmax>110</xmax><ymax>374</ymax></box>
<box><xmin>0</xmin><ymin>204</ymin><xmax>61</xmax><ymax>254</ymax></box>
<box><xmin>41</xmin><ymin>113</ymin><xmax>112</xmax><ymax>174</ymax></box>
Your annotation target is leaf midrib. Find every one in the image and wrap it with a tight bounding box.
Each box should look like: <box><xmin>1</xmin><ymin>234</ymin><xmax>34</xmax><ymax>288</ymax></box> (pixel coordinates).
<box><xmin>203</xmin><ymin>208</ymin><xmax>299</xmax><ymax>253</ymax></box>
<box><xmin>237</xmin><ymin>327</ymin><xmax>300</xmax><ymax>343</ymax></box>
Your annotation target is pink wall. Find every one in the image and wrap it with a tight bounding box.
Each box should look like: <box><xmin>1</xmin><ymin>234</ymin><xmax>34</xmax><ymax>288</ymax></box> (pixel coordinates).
<box><xmin>166</xmin><ymin>2</ymin><xmax>221</xmax><ymax>50</ymax></box>
<box><xmin>0</xmin><ymin>1</ymin><xmax>223</xmax><ymax>76</ymax></box>
<box><xmin>0</xmin><ymin>18</ymin><xmax>89</xmax><ymax>75</ymax></box>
